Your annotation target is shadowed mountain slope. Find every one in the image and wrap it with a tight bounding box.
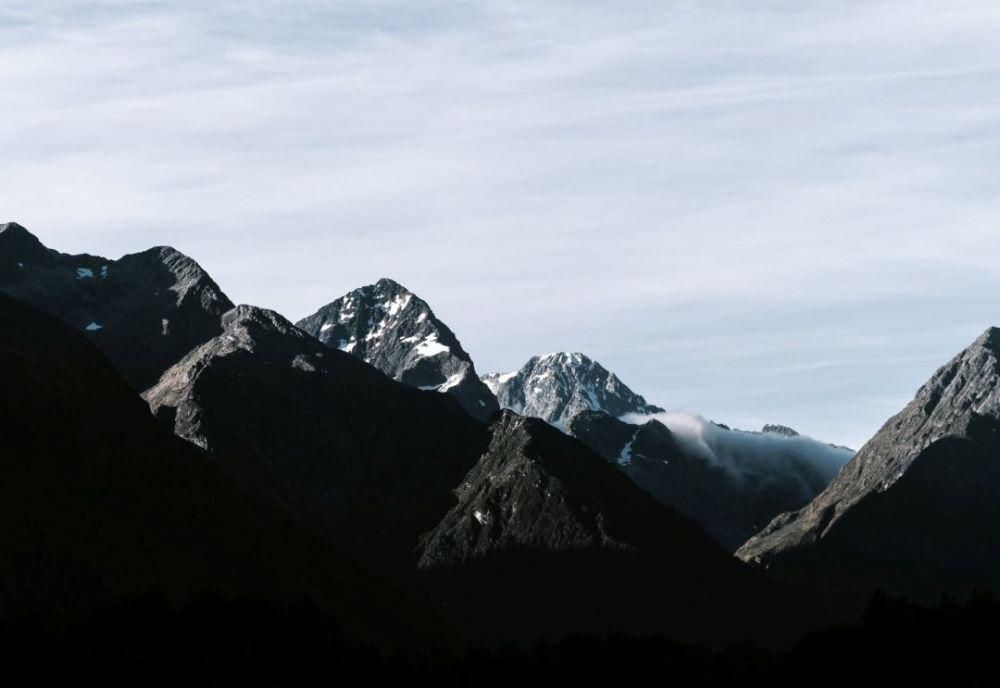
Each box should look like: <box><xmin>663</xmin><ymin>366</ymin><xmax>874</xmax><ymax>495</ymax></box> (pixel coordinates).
<box><xmin>415</xmin><ymin>412</ymin><xmax>798</xmax><ymax>646</ymax></box>
<box><xmin>738</xmin><ymin>327</ymin><xmax>1000</xmax><ymax>615</ymax></box>
<box><xmin>0</xmin><ymin>293</ymin><xmax>430</xmax><ymax>644</ymax></box>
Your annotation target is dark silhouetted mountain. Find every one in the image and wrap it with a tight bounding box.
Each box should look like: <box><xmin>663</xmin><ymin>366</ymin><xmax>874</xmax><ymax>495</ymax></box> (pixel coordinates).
<box><xmin>738</xmin><ymin>327</ymin><xmax>1000</xmax><ymax>614</ymax></box>
<box><xmin>145</xmin><ymin>304</ymin><xmax>491</xmax><ymax>567</ymax></box>
<box><xmin>414</xmin><ymin>411</ymin><xmax>796</xmax><ymax>646</ymax></box>
<box><xmin>0</xmin><ymin>222</ymin><xmax>233</xmax><ymax>390</ymax></box>
<box><xmin>567</xmin><ymin>410</ymin><xmax>838</xmax><ymax>551</ymax></box>
<box><xmin>296</xmin><ymin>278</ymin><xmax>498</xmax><ymax>421</ymax></box>
<box><xmin>144</xmin><ymin>306</ymin><xmax>794</xmax><ymax>644</ymax></box>
<box><xmin>482</xmin><ymin>352</ymin><xmax>663</xmax><ymax>428</ymax></box>
<box><xmin>0</xmin><ymin>292</ymin><xmax>429</xmax><ymax>644</ymax></box>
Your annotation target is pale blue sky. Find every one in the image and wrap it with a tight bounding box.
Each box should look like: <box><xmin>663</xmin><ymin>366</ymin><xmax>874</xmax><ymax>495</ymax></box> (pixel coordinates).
<box><xmin>4</xmin><ymin>1</ymin><xmax>1000</xmax><ymax>448</ymax></box>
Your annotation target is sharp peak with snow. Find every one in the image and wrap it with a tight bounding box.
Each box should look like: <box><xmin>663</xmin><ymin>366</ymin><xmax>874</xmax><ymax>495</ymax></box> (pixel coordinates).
<box><xmin>350</xmin><ymin>277</ymin><xmax>420</xmax><ymax>298</ymax></box>
<box><xmin>371</xmin><ymin>276</ymin><xmax>411</xmax><ymax>291</ymax></box>
<box><xmin>536</xmin><ymin>351</ymin><xmax>591</xmax><ymax>361</ymax></box>
<box><xmin>482</xmin><ymin>351</ymin><xmax>664</xmax><ymax>429</ymax></box>
<box><xmin>296</xmin><ymin>278</ymin><xmax>498</xmax><ymax>422</ymax></box>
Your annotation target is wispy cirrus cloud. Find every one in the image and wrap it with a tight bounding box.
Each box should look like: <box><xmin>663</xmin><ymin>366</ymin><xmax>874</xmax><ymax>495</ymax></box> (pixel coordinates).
<box><xmin>3</xmin><ymin>1</ymin><xmax>1000</xmax><ymax>448</ymax></box>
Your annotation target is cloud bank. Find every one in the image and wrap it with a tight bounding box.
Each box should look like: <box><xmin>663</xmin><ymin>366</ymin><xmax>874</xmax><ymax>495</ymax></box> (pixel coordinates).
<box><xmin>624</xmin><ymin>411</ymin><xmax>854</xmax><ymax>492</ymax></box>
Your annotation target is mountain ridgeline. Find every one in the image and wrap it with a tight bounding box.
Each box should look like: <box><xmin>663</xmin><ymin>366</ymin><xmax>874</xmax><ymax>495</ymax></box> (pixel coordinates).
<box><xmin>738</xmin><ymin>327</ymin><xmax>1000</xmax><ymax>617</ymax></box>
<box><xmin>6</xmin><ymin>221</ymin><xmax>1000</xmax><ymax>670</ymax></box>
<box><xmin>142</xmin><ymin>301</ymin><xmax>792</xmax><ymax>646</ymax></box>
<box><xmin>0</xmin><ymin>222</ymin><xmax>233</xmax><ymax>390</ymax></box>
<box><xmin>5</xmin><ymin>224</ymin><xmax>805</xmax><ymax>647</ymax></box>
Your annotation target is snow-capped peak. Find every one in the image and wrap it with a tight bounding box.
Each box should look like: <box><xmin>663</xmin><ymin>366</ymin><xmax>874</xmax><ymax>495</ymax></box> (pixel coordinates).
<box><xmin>481</xmin><ymin>352</ymin><xmax>663</xmax><ymax>428</ymax></box>
<box><xmin>296</xmin><ymin>279</ymin><xmax>498</xmax><ymax>422</ymax></box>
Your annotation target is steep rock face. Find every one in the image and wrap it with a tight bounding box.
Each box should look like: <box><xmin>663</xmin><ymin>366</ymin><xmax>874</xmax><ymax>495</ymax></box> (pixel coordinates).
<box><xmin>0</xmin><ymin>293</ymin><xmax>424</xmax><ymax>642</ymax></box>
<box><xmin>0</xmin><ymin>222</ymin><xmax>233</xmax><ymax>390</ymax></box>
<box><xmin>415</xmin><ymin>411</ymin><xmax>795</xmax><ymax>646</ymax></box>
<box><xmin>145</xmin><ymin>304</ymin><xmax>490</xmax><ymax>566</ymax></box>
<box><xmin>297</xmin><ymin>278</ymin><xmax>498</xmax><ymax>421</ymax></box>
<box><xmin>737</xmin><ymin>328</ymin><xmax>1000</xmax><ymax>609</ymax></box>
<box><xmin>482</xmin><ymin>352</ymin><xmax>663</xmax><ymax>428</ymax></box>
<box><xmin>568</xmin><ymin>411</ymin><xmax>833</xmax><ymax>551</ymax></box>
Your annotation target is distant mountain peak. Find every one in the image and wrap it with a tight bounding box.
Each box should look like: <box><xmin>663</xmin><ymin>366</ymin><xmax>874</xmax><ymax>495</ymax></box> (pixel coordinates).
<box><xmin>482</xmin><ymin>352</ymin><xmax>663</xmax><ymax>428</ymax></box>
<box><xmin>761</xmin><ymin>424</ymin><xmax>800</xmax><ymax>437</ymax></box>
<box><xmin>296</xmin><ymin>279</ymin><xmax>498</xmax><ymax>421</ymax></box>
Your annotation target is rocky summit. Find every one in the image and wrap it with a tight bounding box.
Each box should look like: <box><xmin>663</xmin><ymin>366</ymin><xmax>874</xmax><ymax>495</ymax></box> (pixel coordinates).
<box><xmin>482</xmin><ymin>352</ymin><xmax>663</xmax><ymax>428</ymax></box>
<box><xmin>0</xmin><ymin>222</ymin><xmax>233</xmax><ymax>390</ymax></box>
<box><xmin>738</xmin><ymin>327</ymin><xmax>1000</xmax><ymax>613</ymax></box>
<box><xmin>297</xmin><ymin>278</ymin><xmax>498</xmax><ymax>422</ymax></box>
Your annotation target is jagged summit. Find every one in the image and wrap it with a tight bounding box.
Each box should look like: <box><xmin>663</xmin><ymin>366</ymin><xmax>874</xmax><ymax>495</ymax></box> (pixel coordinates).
<box><xmin>297</xmin><ymin>278</ymin><xmax>498</xmax><ymax>421</ymax></box>
<box><xmin>762</xmin><ymin>424</ymin><xmax>800</xmax><ymax>437</ymax></box>
<box><xmin>737</xmin><ymin>326</ymin><xmax>1000</xmax><ymax>610</ymax></box>
<box><xmin>0</xmin><ymin>224</ymin><xmax>233</xmax><ymax>390</ymax></box>
<box><xmin>222</xmin><ymin>303</ymin><xmax>302</xmax><ymax>335</ymax></box>
<box><xmin>373</xmin><ymin>276</ymin><xmax>406</xmax><ymax>290</ymax></box>
<box><xmin>1</xmin><ymin>221</ymin><xmax>30</xmax><ymax>236</ymax></box>
<box><xmin>0</xmin><ymin>221</ymin><xmax>54</xmax><ymax>265</ymax></box>
<box><xmin>482</xmin><ymin>352</ymin><xmax>664</xmax><ymax>428</ymax></box>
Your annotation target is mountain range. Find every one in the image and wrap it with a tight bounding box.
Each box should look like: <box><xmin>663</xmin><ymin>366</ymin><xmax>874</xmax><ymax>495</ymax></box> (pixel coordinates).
<box><xmin>6</xmin><ymin>220</ymin><xmax>1000</xmax><ymax>661</ymax></box>
<box><xmin>0</xmin><ymin>223</ymin><xmax>793</xmax><ymax>648</ymax></box>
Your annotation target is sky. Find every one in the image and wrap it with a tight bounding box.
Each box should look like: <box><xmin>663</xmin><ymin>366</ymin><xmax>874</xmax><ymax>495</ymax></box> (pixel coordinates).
<box><xmin>3</xmin><ymin>1</ymin><xmax>1000</xmax><ymax>449</ymax></box>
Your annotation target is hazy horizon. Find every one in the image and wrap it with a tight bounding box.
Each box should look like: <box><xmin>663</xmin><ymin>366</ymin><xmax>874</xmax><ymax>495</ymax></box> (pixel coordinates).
<box><xmin>6</xmin><ymin>1</ymin><xmax>1000</xmax><ymax>448</ymax></box>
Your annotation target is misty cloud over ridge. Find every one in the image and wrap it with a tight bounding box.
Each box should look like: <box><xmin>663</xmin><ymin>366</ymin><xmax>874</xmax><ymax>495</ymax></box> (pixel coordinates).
<box><xmin>623</xmin><ymin>411</ymin><xmax>854</xmax><ymax>494</ymax></box>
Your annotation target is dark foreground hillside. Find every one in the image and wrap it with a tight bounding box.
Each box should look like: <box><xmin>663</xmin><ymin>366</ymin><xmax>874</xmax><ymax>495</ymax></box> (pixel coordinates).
<box><xmin>1</xmin><ymin>592</ymin><xmax>998</xmax><ymax>687</ymax></box>
<box><xmin>0</xmin><ymin>292</ymin><xmax>436</xmax><ymax>646</ymax></box>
